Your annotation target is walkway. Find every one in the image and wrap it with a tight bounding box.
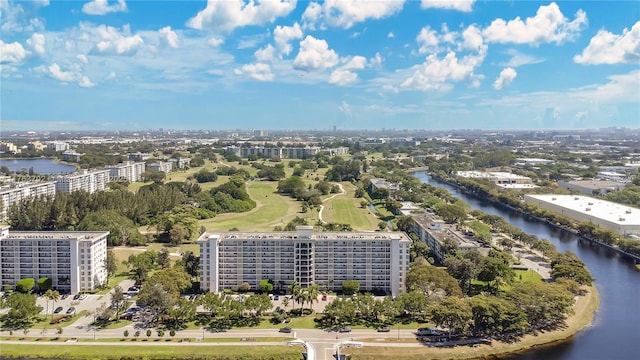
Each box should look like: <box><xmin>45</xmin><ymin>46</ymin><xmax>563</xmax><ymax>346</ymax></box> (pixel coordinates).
<box><xmin>317</xmin><ymin>183</ymin><xmax>346</xmax><ymax>224</ymax></box>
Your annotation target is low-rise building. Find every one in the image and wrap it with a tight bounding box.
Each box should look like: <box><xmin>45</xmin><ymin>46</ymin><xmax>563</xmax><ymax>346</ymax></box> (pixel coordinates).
<box><xmin>456</xmin><ymin>171</ymin><xmax>537</xmax><ymax>189</ymax></box>
<box><xmin>557</xmin><ymin>180</ymin><xmax>627</xmax><ymax>196</ymax></box>
<box><xmin>0</xmin><ymin>181</ymin><xmax>56</xmax><ymax>220</ymax></box>
<box><xmin>411</xmin><ymin>214</ymin><xmax>489</xmax><ymax>262</ymax></box>
<box><xmin>147</xmin><ymin>161</ymin><xmax>173</xmax><ymax>174</ymax></box>
<box><xmin>0</xmin><ymin>226</ymin><xmax>109</xmax><ymax>294</ymax></box>
<box><xmin>62</xmin><ymin>150</ymin><xmax>84</xmax><ymax>162</ymax></box>
<box><xmin>524</xmin><ymin>194</ymin><xmax>640</xmax><ymax>236</ymax></box>
<box><xmin>0</xmin><ymin>142</ymin><xmax>19</xmax><ymax>154</ymax></box>
<box><xmin>198</xmin><ymin>226</ymin><xmax>411</xmax><ymax>296</ymax></box>
<box><xmin>47</xmin><ymin>142</ymin><xmax>69</xmax><ymax>152</ymax></box>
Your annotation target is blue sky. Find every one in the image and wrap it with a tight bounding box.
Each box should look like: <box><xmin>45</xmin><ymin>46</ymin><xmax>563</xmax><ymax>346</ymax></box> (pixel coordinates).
<box><xmin>1</xmin><ymin>0</ymin><xmax>639</xmax><ymax>131</ymax></box>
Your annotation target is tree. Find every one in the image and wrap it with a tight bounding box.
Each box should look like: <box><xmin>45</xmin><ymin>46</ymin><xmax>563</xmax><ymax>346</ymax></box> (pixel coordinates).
<box><xmin>110</xmin><ymin>286</ymin><xmax>126</xmax><ymax>320</ymax></box>
<box><xmin>104</xmin><ymin>250</ymin><xmax>118</xmax><ymax>285</ymax></box>
<box><xmin>169</xmin><ymin>223</ymin><xmax>188</xmax><ymax>246</ymax></box>
<box><xmin>429</xmin><ymin>297</ymin><xmax>472</xmax><ymax>338</ymax></box>
<box><xmin>377</xmin><ymin>221</ymin><xmax>387</xmax><ymax>231</ymax></box>
<box><xmin>245</xmin><ymin>294</ymin><xmax>272</xmax><ymax>317</ymax></box>
<box><xmin>444</xmin><ymin>256</ymin><xmax>479</xmax><ymax>294</ymax></box>
<box><xmin>288</xmin><ymin>281</ymin><xmax>301</xmax><ymax>313</ymax></box>
<box><xmin>395</xmin><ymin>291</ymin><xmax>429</xmax><ymax>321</ymax></box>
<box><xmin>157</xmin><ymin>248</ymin><xmax>171</xmax><ymax>269</ymax></box>
<box><xmin>341</xmin><ymin>280</ymin><xmax>360</xmax><ymax>295</ymax></box>
<box><xmin>258</xmin><ymin>279</ymin><xmax>274</xmax><ymax>293</ymax></box>
<box><xmin>406</xmin><ymin>261</ymin><xmax>462</xmax><ymax>298</ymax></box>
<box><xmin>467</xmin><ymin>295</ymin><xmax>528</xmax><ymax>337</ymax></box>
<box><xmin>178</xmin><ymin>251</ymin><xmax>200</xmax><ymax>279</ymax></box>
<box><xmin>282</xmin><ymin>296</ymin><xmax>290</xmax><ymax>313</ymax></box>
<box><xmin>37</xmin><ymin>277</ymin><xmax>52</xmax><ymax>292</ymax></box>
<box><xmin>1</xmin><ymin>293</ymin><xmax>43</xmax><ymax>329</ymax></box>
<box><xmin>44</xmin><ymin>289</ymin><xmax>60</xmax><ymax>320</ymax></box>
<box><xmin>146</xmin><ymin>329</ymin><xmax>152</xmax><ymax>339</ymax></box>
<box><xmin>16</xmin><ymin>278</ymin><xmax>35</xmax><ymax>293</ymax></box>
<box><xmin>124</xmin><ymin>329</ymin><xmax>129</xmax><ymax>338</ymax></box>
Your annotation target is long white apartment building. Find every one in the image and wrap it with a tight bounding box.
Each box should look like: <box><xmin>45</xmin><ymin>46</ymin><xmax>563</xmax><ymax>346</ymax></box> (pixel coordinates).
<box><xmin>524</xmin><ymin>194</ymin><xmax>640</xmax><ymax>236</ymax></box>
<box><xmin>0</xmin><ymin>226</ymin><xmax>108</xmax><ymax>294</ymax></box>
<box><xmin>109</xmin><ymin>161</ymin><xmax>146</xmax><ymax>183</ymax></box>
<box><xmin>147</xmin><ymin>161</ymin><xmax>173</xmax><ymax>174</ymax></box>
<box><xmin>55</xmin><ymin>169</ymin><xmax>110</xmax><ymax>193</ymax></box>
<box><xmin>0</xmin><ymin>181</ymin><xmax>56</xmax><ymax>220</ymax></box>
<box><xmin>198</xmin><ymin>226</ymin><xmax>411</xmax><ymax>296</ymax></box>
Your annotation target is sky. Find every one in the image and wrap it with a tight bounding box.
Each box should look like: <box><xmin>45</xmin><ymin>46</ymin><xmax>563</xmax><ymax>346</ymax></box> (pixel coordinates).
<box><xmin>0</xmin><ymin>0</ymin><xmax>639</xmax><ymax>132</ymax></box>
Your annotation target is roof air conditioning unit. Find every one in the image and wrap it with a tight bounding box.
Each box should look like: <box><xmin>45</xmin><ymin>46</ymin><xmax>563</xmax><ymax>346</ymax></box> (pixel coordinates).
<box><xmin>625</xmin><ymin>210</ymin><xmax>632</xmax><ymax>214</ymax></box>
<box><xmin>574</xmin><ymin>197</ymin><xmax>579</xmax><ymax>200</ymax></box>
<box><xmin>619</xmin><ymin>217</ymin><xmax>625</xmax><ymax>221</ymax></box>
<box><xmin>585</xmin><ymin>208</ymin><xmax>591</xmax><ymax>211</ymax></box>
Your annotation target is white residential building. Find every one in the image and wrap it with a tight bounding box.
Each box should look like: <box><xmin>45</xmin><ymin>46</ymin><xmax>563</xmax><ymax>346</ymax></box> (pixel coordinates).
<box><xmin>147</xmin><ymin>161</ymin><xmax>173</xmax><ymax>174</ymax></box>
<box><xmin>198</xmin><ymin>226</ymin><xmax>411</xmax><ymax>296</ymax></box>
<box><xmin>46</xmin><ymin>142</ymin><xmax>69</xmax><ymax>152</ymax></box>
<box><xmin>0</xmin><ymin>181</ymin><xmax>56</xmax><ymax>220</ymax></box>
<box><xmin>109</xmin><ymin>161</ymin><xmax>146</xmax><ymax>183</ymax></box>
<box><xmin>55</xmin><ymin>169</ymin><xmax>110</xmax><ymax>193</ymax></box>
<box><xmin>0</xmin><ymin>226</ymin><xmax>109</xmax><ymax>294</ymax></box>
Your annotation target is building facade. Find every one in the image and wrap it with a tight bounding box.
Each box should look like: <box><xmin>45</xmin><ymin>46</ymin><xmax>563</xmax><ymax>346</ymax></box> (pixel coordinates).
<box><xmin>147</xmin><ymin>161</ymin><xmax>173</xmax><ymax>174</ymax></box>
<box><xmin>55</xmin><ymin>169</ymin><xmax>110</xmax><ymax>193</ymax></box>
<box><xmin>0</xmin><ymin>181</ymin><xmax>56</xmax><ymax>220</ymax></box>
<box><xmin>198</xmin><ymin>226</ymin><xmax>411</xmax><ymax>296</ymax></box>
<box><xmin>109</xmin><ymin>161</ymin><xmax>146</xmax><ymax>183</ymax></box>
<box><xmin>0</xmin><ymin>226</ymin><xmax>109</xmax><ymax>294</ymax></box>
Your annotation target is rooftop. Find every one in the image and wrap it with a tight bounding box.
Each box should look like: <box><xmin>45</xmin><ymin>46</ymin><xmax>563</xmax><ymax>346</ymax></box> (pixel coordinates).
<box><xmin>524</xmin><ymin>194</ymin><xmax>640</xmax><ymax>226</ymax></box>
<box><xmin>0</xmin><ymin>226</ymin><xmax>109</xmax><ymax>241</ymax></box>
<box><xmin>198</xmin><ymin>230</ymin><xmax>410</xmax><ymax>242</ymax></box>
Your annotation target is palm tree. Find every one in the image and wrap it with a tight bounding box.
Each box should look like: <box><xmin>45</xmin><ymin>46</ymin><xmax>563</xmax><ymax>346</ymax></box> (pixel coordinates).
<box><xmin>307</xmin><ymin>284</ymin><xmax>320</xmax><ymax>312</ymax></box>
<box><xmin>288</xmin><ymin>281</ymin><xmax>301</xmax><ymax>315</ymax></box>
<box><xmin>282</xmin><ymin>296</ymin><xmax>290</xmax><ymax>314</ymax></box>
<box><xmin>44</xmin><ymin>289</ymin><xmax>60</xmax><ymax>320</ymax></box>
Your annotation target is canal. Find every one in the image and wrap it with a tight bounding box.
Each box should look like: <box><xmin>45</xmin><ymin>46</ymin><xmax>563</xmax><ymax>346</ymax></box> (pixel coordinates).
<box><xmin>413</xmin><ymin>172</ymin><xmax>640</xmax><ymax>360</ymax></box>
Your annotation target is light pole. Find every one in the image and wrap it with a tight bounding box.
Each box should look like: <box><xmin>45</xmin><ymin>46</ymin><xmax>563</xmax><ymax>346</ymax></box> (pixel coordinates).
<box><xmin>397</xmin><ymin>322</ymin><xmax>400</xmax><ymax>340</ymax></box>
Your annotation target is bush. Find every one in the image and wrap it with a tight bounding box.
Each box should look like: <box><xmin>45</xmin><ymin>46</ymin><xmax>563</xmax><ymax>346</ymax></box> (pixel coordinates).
<box><xmin>16</xmin><ymin>278</ymin><xmax>35</xmax><ymax>293</ymax></box>
<box><xmin>50</xmin><ymin>315</ymin><xmax>71</xmax><ymax>324</ymax></box>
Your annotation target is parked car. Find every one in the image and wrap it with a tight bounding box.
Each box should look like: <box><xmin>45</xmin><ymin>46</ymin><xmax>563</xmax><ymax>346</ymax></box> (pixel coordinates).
<box><xmin>72</xmin><ymin>294</ymin><xmax>80</xmax><ymax>300</ymax></box>
<box><xmin>61</xmin><ymin>294</ymin><xmax>69</xmax><ymax>300</ymax></box>
<box><xmin>66</xmin><ymin>307</ymin><xmax>76</xmax><ymax>314</ymax></box>
<box><xmin>273</xmin><ymin>295</ymin><xmax>280</xmax><ymax>301</ymax></box>
<box><xmin>78</xmin><ymin>294</ymin><xmax>87</xmax><ymax>300</ymax></box>
<box><xmin>321</xmin><ymin>294</ymin><xmax>327</xmax><ymax>301</ymax></box>
<box><xmin>279</xmin><ymin>327</ymin><xmax>292</xmax><ymax>333</ymax></box>
<box><xmin>211</xmin><ymin>328</ymin><xmax>227</xmax><ymax>333</ymax></box>
<box><xmin>376</xmin><ymin>326</ymin><xmax>391</xmax><ymax>332</ymax></box>
<box><xmin>338</xmin><ymin>327</ymin><xmax>352</xmax><ymax>333</ymax></box>
<box><xmin>53</xmin><ymin>306</ymin><xmax>63</xmax><ymax>314</ymax></box>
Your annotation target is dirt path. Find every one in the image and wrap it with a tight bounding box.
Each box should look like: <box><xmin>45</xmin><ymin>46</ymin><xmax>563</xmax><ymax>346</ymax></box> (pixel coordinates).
<box><xmin>317</xmin><ymin>183</ymin><xmax>346</xmax><ymax>224</ymax></box>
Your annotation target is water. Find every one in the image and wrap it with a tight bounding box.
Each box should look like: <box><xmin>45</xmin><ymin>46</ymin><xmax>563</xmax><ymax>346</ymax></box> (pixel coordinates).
<box><xmin>413</xmin><ymin>172</ymin><xmax>640</xmax><ymax>360</ymax></box>
<box><xmin>0</xmin><ymin>158</ymin><xmax>77</xmax><ymax>175</ymax></box>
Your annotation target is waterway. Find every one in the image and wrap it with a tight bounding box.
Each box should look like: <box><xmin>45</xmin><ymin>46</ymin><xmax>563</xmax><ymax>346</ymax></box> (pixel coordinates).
<box><xmin>0</xmin><ymin>158</ymin><xmax>77</xmax><ymax>175</ymax></box>
<box><xmin>413</xmin><ymin>172</ymin><xmax>640</xmax><ymax>360</ymax></box>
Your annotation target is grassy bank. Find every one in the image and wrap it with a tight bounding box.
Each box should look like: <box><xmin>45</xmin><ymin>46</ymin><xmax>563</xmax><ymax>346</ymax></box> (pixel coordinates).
<box><xmin>346</xmin><ymin>286</ymin><xmax>599</xmax><ymax>360</ymax></box>
<box><xmin>0</xmin><ymin>344</ymin><xmax>301</xmax><ymax>360</ymax></box>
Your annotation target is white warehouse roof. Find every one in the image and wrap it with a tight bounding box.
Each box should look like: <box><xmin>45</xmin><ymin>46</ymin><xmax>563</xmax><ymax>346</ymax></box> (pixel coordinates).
<box><xmin>524</xmin><ymin>194</ymin><xmax>639</xmax><ymax>226</ymax></box>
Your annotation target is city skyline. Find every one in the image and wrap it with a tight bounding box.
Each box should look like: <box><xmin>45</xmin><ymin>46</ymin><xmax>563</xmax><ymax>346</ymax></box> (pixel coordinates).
<box><xmin>1</xmin><ymin>0</ymin><xmax>639</xmax><ymax>131</ymax></box>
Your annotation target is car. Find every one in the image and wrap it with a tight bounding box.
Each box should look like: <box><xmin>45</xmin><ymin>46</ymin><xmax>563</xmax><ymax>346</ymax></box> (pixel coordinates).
<box><xmin>72</xmin><ymin>294</ymin><xmax>80</xmax><ymax>300</ymax></box>
<box><xmin>417</xmin><ymin>327</ymin><xmax>439</xmax><ymax>336</ymax></box>
<box><xmin>53</xmin><ymin>306</ymin><xmax>63</xmax><ymax>314</ymax></box>
<box><xmin>78</xmin><ymin>294</ymin><xmax>87</xmax><ymax>300</ymax></box>
<box><xmin>274</xmin><ymin>295</ymin><xmax>280</xmax><ymax>301</ymax></box>
<box><xmin>279</xmin><ymin>327</ymin><xmax>292</xmax><ymax>333</ymax></box>
<box><xmin>61</xmin><ymin>294</ymin><xmax>69</xmax><ymax>300</ymax></box>
<box><xmin>376</xmin><ymin>326</ymin><xmax>391</xmax><ymax>332</ymax></box>
<box><xmin>338</xmin><ymin>327</ymin><xmax>352</xmax><ymax>333</ymax></box>
<box><xmin>321</xmin><ymin>294</ymin><xmax>327</xmax><ymax>301</ymax></box>
<box><xmin>66</xmin><ymin>307</ymin><xmax>76</xmax><ymax>314</ymax></box>
<box><xmin>211</xmin><ymin>328</ymin><xmax>227</xmax><ymax>333</ymax></box>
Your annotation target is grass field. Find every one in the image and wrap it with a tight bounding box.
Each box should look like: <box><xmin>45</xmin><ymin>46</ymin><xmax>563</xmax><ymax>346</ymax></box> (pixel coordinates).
<box><xmin>198</xmin><ymin>181</ymin><xmax>302</xmax><ymax>231</ymax></box>
<box><xmin>0</xmin><ymin>343</ymin><xmax>302</xmax><ymax>360</ymax></box>
<box><xmin>322</xmin><ymin>182</ymin><xmax>379</xmax><ymax>230</ymax></box>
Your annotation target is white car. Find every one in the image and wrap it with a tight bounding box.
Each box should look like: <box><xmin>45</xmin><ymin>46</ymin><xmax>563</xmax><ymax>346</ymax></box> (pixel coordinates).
<box><xmin>78</xmin><ymin>294</ymin><xmax>88</xmax><ymax>300</ymax></box>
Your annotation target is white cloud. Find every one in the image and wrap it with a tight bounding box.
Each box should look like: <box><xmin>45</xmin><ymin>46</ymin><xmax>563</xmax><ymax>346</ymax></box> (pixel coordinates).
<box><xmin>187</xmin><ymin>0</ymin><xmax>296</xmax><ymax>33</ymax></box>
<box><xmin>574</xmin><ymin>21</ymin><xmax>640</xmax><ymax>65</ymax></box>
<box><xmin>273</xmin><ymin>22</ymin><xmax>302</xmax><ymax>56</ymax></box>
<box><xmin>388</xmin><ymin>32</ymin><xmax>395</xmax><ymax>39</ymax></box>
<box><xmin>0</xmin><ymin>0</ymin><xmax>47</xmax><ymax>34</ymax></box>
<box><xmin>48</xmin><ymin>63</ymin><xmax>77</xmax><ymax>82</ymax></box>
<box><xmin>401</xmin><ymin>50</ymin><xmax>485</xmax><ymax>91</ymax></box>
<box><xmin>89</xmin><ymin>24</ymin><xmax>144</xmax><ymax>56</ymax></box>
<box><xmin>493</xmin><ymin>67</ymin><xmax>517</xmax><ymax>89</ymax></box>
<box><xmin>483</xmin><ymin>2</ymin><xmax>587</xmax><ymax>45</ymax></box>
<box><xmin>159</xmin><ymin>26</ymin><xmax>179</xmax><ymax>48</ymax></box>
<box><xmin>329</xmin><ymin>69</ymin><xmax>358</xmax><ymax>86</ymax></box>
<box><xmin>234</xmin><ymin>62</ymin><xmax>274</xmax><ymax>81</ymax></box>
<box><xmin>501</xmin><ymin>49</ymin><xmax>545</xmax><ymax>67</ymax></box>
<box><xmin>82</xmin><ymin>0</ymin><xmax>127</xmax><ymax>16</ymax></box>
<box><xmin>293</xmin><ymin>35</ymin><xmax>339</xmax><ymax>72</ymax></box>
<box><xmin>78</xmin><ymin>75</ymin><xmax>95</xmax><ymax>88</ymax></box>
<box><xmin>254</xmin><ymin>44</ymin><xmax>277</xmax><ymax>62</ymax></box>
<box><xmin>302</xmin><ymin>0</ymin><xmax>404</xmax><ymax>29</ymax></box>
<box><xmin>106</xmin><ymin>71</ymin><xmax>117</xmax><ymax>80</ymax></box>
<box><xmin>421</xmin><ymin>0</ymin><xmax>474</xmax><ymax>12</ymax></box>
<box><xmin>369</xmin><ymin>52</ymin><xmax>382</xmax><ymax>67</ymax></box>
<box><xmin>0</xmin><ymin>40</ymin><xmax>26</xmax><ymax>63</ymax></box>
<box><xmin>207</xmin><ymin>37</ymin><xmax>224</xmax><ymax>47</ymax></box>
<box><xmin>417</xmin><ymin>26</ymin><xmax>439</xmax><ymax>54</ymax></box>
<box><xmin>461</xmin><ymin>25</ymin><xmax>483</xmax><ymax>51</ymax></box>
<box><xmin>26</xmin><ymin>33</ymin><xmax>45</xmax><ymax>55</ymax></box>
<box><xmin>338</xmin><ymin>101</ymin><xmax>351</xmax><ymax>116</ymax></box>
<box><xmin>76</xmin><ymin>54</ymin><xmax>89</xmax><ymax>64</ymax></box>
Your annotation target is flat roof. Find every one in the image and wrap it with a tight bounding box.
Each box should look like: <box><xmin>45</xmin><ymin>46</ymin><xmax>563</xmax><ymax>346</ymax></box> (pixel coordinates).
<box><xmin>198</xmin><ymin>231</ymin><xmax>411</xmax><ymax>242</ymax></box>
<box><xmin>524</xmin><ymin>194</ymin><xmax>640</xmax><ymax>226</ymax></box>
<box><xmin>561</xmin><ymin>180</ymin><xmax>626</xmax><ymax>189</ymax></box>
<box><xmin>1</xmin><ymin>231</ymin><xmax>109</xmax><ymax>241</ymax></box>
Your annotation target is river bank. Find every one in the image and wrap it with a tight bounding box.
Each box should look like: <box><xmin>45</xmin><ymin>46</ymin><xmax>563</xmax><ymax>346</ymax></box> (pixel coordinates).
<box><xmin>347</xmin><ymin>286</ymin><xmax>599</xmax><ymax>360</ymax></box>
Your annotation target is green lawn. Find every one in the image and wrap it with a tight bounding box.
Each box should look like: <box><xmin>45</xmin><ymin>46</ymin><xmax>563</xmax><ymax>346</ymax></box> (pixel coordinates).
<box><xmin>322</xmin><ymin>183</ymin><xmax>379</xmax><ymax>230</ymax></box>
<box><xmin>29</xmin><ymin>310</ymin><xmax>88</xmax><ymax>329</ymax></box>
<box><xmin>513</xmin><ymin>269</ymin><xmax>543</xmax><ymax>284</ymax></box>
<box><xmin>127</xmin><ymin>181</ymin><xmax>153</xmax><ymax>192</ymax></box>
<box><xmin>198</xmin><ymin>181</ymin><xmax>299</xmax><ymax>231</ymax></box>
<box><xmin>0</xmin><ymin>343</ymin><xmax>302</xmax><ymax>360</ymax></box>
<box><xmin>101</xmin><ymin>320</ymin><xmax>133</xmax><ymax>330</ymax></box>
